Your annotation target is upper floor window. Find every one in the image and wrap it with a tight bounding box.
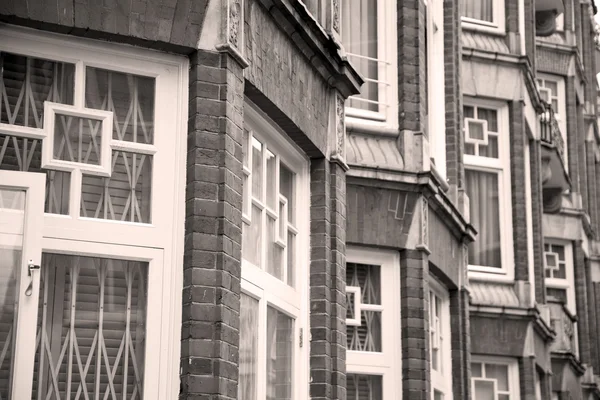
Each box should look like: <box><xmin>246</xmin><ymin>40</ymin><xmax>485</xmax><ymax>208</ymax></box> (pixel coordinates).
<box><xmin>544</xmin><ymin>242</ymin><xmax>575</xmax><ymax>311</ymax></box>
<box><xmin>425</xmin><ymin>0</ymin><xmax>447</xmax><ymax>179</ymax></box>
<box><xmin>537</xmin><ymin>74</ymin><xmax>567</xmax><ymax>166</ymax></box>
<box><xmin>471</xmin><ymin>357</ymin><xmax>520</xmax><ymax>400</ymax></box>
<box><xmin>346</xmin><ymin>247</ymin><xmax>401</xmax><ymax>400</ymax></box>
<box><xmin>430</xmin><ymin>277</ymin><xmax>452</xmax><ymax>400</ymax></box>
<box><xmin>464</xmin><ymin>101</ymin><xmax>513</xmax><ymax>278</ymax></box>
<box><xmin>461</xmin><ymin>0</ymin><xmax>505</xmax><ymax>33</ymax></box>
<box><xmin>342</xmin><ymin>0</ymin><xmax>398</xmax><ymax>127</ymax></box>
<box><xmin>239</xmin><ymin>103</ymin><xmax>310</xmax><ymax>400</ymax></box>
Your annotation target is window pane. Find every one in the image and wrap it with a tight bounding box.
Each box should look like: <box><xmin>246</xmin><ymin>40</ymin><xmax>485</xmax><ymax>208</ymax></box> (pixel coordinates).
<box><xmin>462</xmin><ymin>0</ymin><xmax>494</xmax><ymax>22</ymax></box>
<box><xmin>479</xmin><ymin>135</ymin><xmax>499</xmax><ymax>159</ymax></box>
<box><xmin>464</xmin><ymin>106</ymin><xmax>475</xmax><ymax>118</ymax></box>
<box><xmin>239</xmin><ymin>294</ymin><xmax>259</xmax><ymax>400</ymax></box>
<box><xmin>486</xmin><ymin>364</ymin><xmax>509</xmax><ymax>391</ymax></box>
<box><xmin>252</xmin><ymin>138</ymin><xmax>263</xmax><ymax>200</ymax></box>
<box><xmin>81</xmin><ymin>151</ymin><xmax>153</xmax><ymax>223</ymax></box>
<box><xmin>346</xmin><ymin>263</ymin><xmax>382</xmax><ymax>351</ymax></box>
<box><xmin>53</xmin><ymin>114</ymin><xmax>103</xmax><ymax>165</ymax></box>
<box><xmin>347</xmin><ymin>374</ymin><xmax>382</xmax><ymax>400</ymax></box>
<box><xmin>243</xmin><ymin>204</ymin><xmax>262</xmax><ymax>267</ymax></box>
<box><xmin>266</xmin><ymin>307</ymin><xmax>293</xmax><ymax>400</ymax></box>
<box><xmin>472</xmin><ymin>363</ymin><xmax>483</xmax><ymax>378</ymax></box>
<box><xmin>342</xmin><ymin>0</ymin><xmax>379</xmax><ymax>112</ymax></box>
<box><xmin>0</xmin><ymin>134</ymin><xmax>71</xmax><ymax>215</ymax></box>
<box><xmin>466</xmin><ymin>169</ymin><xmax>502</xmax><ymax>268</ymax></box>
<box><xmin>287</xmin><ymin>231</ymin><xmax>295</xmax><ymax>288</ymax></box>
<box><xmin>474</xmin><ymin>380</ymin><xmax>495</xmax><ymax>400</ymax></box>
<box><xmin>279</xmin><ymin>164</ymin><xmax>294</xmax><ymax>224</ymax></box>
<box><xmin>266</xmin><ymin>150</ymin><xmax>277</xmax><ymax>210</ymax></box>
<box><xmin>266</xmin><ymin>215</ymin><xmax>283</xmax><ymax>281</ymax></box>
<box><xmin>33</xmin><ymin>254</ymin><xmax>148</xmax><ymax>399</ymax></box>
<box><xmin>85</xmin><ymin>67</ymin><xmax>155</xmax><ymax>144</ymax></box>
<box><xmin>477</xmin><ymin>108</ymin><xmax>498</xmax><ymax>132</ymax></box>
<box><xmin>243</xmin><ymin>129</ymin><xmax>250</xmax><ymax>168</ymax></box>
<box><xmin>0</xmin><ymin>52</ymin><xmax>74</xmax><ymax>128</ymax></box>
<box><xmin>546</xmin><ymin>81</ymin><xmax>558</xmax><ymax>96</ymax></box>
<box><xmin>468</xmin><ymin>120</ymin><xmax>485</xmax><ymax>140</ymax></box>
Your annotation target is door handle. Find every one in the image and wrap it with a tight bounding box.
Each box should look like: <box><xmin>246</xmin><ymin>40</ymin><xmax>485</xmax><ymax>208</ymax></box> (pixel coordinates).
<box><xmin>25</xmin><ymin>260</ymin><xmax>40</xmax><ymax>297</ymax></box>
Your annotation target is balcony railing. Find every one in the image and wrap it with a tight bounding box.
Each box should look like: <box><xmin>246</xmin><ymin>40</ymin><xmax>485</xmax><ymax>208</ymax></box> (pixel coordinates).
<box><xmin>540</xmin><ymin>102</ymin><xmax>566</xmax><ymax>165</ymax></box>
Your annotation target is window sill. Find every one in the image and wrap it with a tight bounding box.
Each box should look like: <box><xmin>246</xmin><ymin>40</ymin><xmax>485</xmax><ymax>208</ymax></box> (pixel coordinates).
<box><xmin>461</xmin><ymin>18</ymin><xmax>506</xmax><ymax>36</ymax></box>
<box><xmin>345</xmin><ymin>116</ymin><xmax>399</xmax><ymax>137</ymax></box>
<box><xmin>468</xmin><ymin>268</ymin><xmax>514</xmax><ymax>283</ymax></box>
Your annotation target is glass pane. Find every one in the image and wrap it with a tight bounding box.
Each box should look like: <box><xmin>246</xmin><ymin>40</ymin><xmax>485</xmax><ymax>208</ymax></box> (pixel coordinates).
<box><xmin>465</xmin><ymin>143</ymin><xmax>476</xmax><ymax>156</ymax></box>
<box><xmin>287</xmin><ymin>231</ymin><xmax>295</xmax><ymax>288</ymax></box>
<box><xmin>266</xmin><ymin>307</ymin><xmax>293</xmax><ymax>400</ymax></box>
<box><xmin>0</xmin><ymin>134</ymin><xmax>70</xmax><ymax>215</ymax></box>
<box><xmin>346</xmin><ymin>263</ymin><xmax>382</xmax><ymax>351</ymax></box>
<box><xmin>279</xmin><ymin>164</ymin><xmax>294</xmax><ymax>224</ymax></box>
<box><xmin>266</xmin><ymin>216</ymin><xmax>283</xmax><ymax>281</ymax></box>
<box><xmin>342</xmin><ymin>0</ymin><xmax>379</xmax><ymax>112</ymax></box>
<box><xmin>546</xmin><ymin>81</ymin><xmax>558</xmax><ymax>95</ymax></box>
<box><xmin>540</xmin><ymin>90</ymin><xmax>550</xmax><ymax>102</ymax></box>
<box><xmin>81</xmin><ymin>151</ymin><xmax>152</xmax><ymax>223</ymax></box>
<box><xmin>32</xmin><ymin>254</ymin><xmax>148</xmax><ymax>399</ymax></box>
<box><xmin>0</xmin><ymin>188</ymin><xmax>27</xmax><ymax>399</ymax></box>
<box><xmin>347</xmin><ymin>374</ymin><xmax>382</xmax><ymax>400</ymax></box>
<box><xmin>464</xmin><ymin>106</ymin><xmax>475</xmax><ymax>118</ymax></box>
<box><xmin>555</xmin><ymin>262</ymin><xmax>566</xmax><ymax>279</ymax></box>
<box><xmin>486</xmin><ymin>364</ymin><xmax>509</xmax><ymax>391</ymax></box>
<box><xmin>477</xmin><ymin>108</ymin><xmax>498</xmax><ymax>132</ymax></box>
<box><xmin>347</xmin><ymin>263</ymin><xmax>381</xmax><ymax>305</ymax></box>
<box><xmin>53</xmin><ymin>114</ymin><xmax>103</xmax><ymax>165</ymax></box>
<box><xmin>468</xmin><ymin>121</ymin><xmax>485</xmax><ymax>140</ymax></box>
<box><xmin>85</xmin><ymin>67</ymin><xmax>155</xmax><ymax>144</ymax></box>
<box><xmin>243</xmin><ymin>129</ymin><xmax>250</xmax><ymax>168</ymax></box>
<box><xmin>434</xmin><ymin>390</ymin><xmax>444</xmax><ymax>400</ymax></box>
<box><xmin>0</xmin><ymin>52</ymin><xmax>74</xmax><ymax>128</ymax></box>
<box><xmin>498</xmin><ymin>395</ymin><xmax>510</xmax><ymax>400</ymax></box>
<box><xmin>545</xmin><ymin>253</ymin><xmax>557</xmax><ymax>268</ymax></box>
<box><xmin>242</xmin><ymin>204</ymin><xmax>262</xmax><ymax>267</ymax></box>
<box><xmin>465</xmin><ymin>169</ymin><xmax>502</xmax><ymax>268</ymax></box>
<box><xmin>474</xmin><ymin>380</ymin><xmax>495</xmax><ymax>400</ymax></box>
<box><xmin>479</xmin><ymin>135</ymin><xmax>499</xmax><ymax>159</ymax></box>
<box><xmin>266</xmin><ymin>150</ymin><xmax>277</xmax><ymax>210</ymax></box>
<box><xmin>472</xmin><ymin>362</ymin><xmax>483</xmax><ymax>378</ymax></box>
<box><xmin>252</xmin><ymin>138</ymin><xmax>263</xmax><ymax>200</ymax></box>
<box><xmin>239</xmin><ymin>294</ymin><xmax>258</xmax><ymax>400</ymax></box>
<box><xmin>461</xmin><ymin>0</ymin><xmax>494</xmax><ymax>22</ymax></box>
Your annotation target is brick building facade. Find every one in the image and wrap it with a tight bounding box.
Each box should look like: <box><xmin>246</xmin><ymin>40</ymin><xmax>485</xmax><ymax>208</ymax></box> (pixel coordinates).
<box><xmin>0</xmin><ymin>0</ymin><xmax>598</xmax><ymax>399</ymax></box>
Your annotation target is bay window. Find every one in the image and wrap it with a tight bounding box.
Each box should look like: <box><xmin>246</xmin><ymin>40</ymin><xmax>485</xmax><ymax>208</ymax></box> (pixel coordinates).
<box><xmin>430</xmin><ymin>278</ymin><xmax>452</xmax><ymax>400</ymax></box>
<box><xmin>341</xmin><ymin>0</ymin><xmax>398</xmax><ymax>127</ymax></box>
<box><xmin>464</xmin><ymin>101</ymin><xmax>513</xmax><ymax>277</ymax></box>
<box><xmin>239</xmin><ymin>103</ymin><xmax>309</xmax><ymax>400</ymax></box>
<box><xmin>461</xmin><ymin>0</ymin><xmax>505</xmax><ymax>33</ymax></box>
<box><xmin>346</xmin><ymin>247</ymin><xmax>401</xmax><ymax>400</ymax></box>
<box><xmin>471</xmin><ymin>357</ymin><xmax>520</xmax><ymax>400</ymax></box>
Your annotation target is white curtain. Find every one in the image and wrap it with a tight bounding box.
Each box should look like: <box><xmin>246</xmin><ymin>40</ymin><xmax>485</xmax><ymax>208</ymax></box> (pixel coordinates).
<box><xmin>462</xmin><ymin>0</ymin><xmax>494</xmax><ymax>22</ymax></box>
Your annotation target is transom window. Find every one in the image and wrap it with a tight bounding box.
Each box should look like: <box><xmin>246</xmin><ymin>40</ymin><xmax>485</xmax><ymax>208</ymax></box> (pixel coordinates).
<box><xmin>461</xmin><ymin>0</ymin><xmax>505</xmax><ymax>33</ymax></box>
<box><xmin>345</xmin><ymin>247</ymin><xmax>401</xmax><ymax>400</ymax></box>
<box><xmin>430</xmin><ymin>277</ymin><xmax>452</xmax><ymax>400</ymax></box>
<box><xmin>464</xmin><ymin>101</ymin><xmax>513</xmax><ymax>277</ymax></box>
<box><xmin>342</xmin><ymin>0</ymin><xmax>398</xmax><ymax>126</ymax></box>
<box><xmin>239</xmin><ymin>103</ymin><xmax>309</xmax><ymax>400</ymax></box>
<box><xmin>471</xmin><ymin>358</ymin><xmax>520</xmax><ymax>400</ymax></box>
<box><xmin>544</xmin><ymin>241</ymin><xmax>576</xmax><ymax>313</ymax></box>
<box><xmin>0</xmin><ymin>26</ymin><xmax>187</xmax><ymax>399</ymax></box>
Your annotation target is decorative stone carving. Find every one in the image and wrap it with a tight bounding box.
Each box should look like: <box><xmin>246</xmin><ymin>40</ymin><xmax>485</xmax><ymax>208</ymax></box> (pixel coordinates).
<box><xmin>335</xmin><ymin>94</ymin><xmax>345</xmax><ymax>160</ymax></box>
<box><xmin>228</xmin><ymin>0</ymin><xmax>242</xmax><ymax>48</ymax></box>
<box><xmin>421</xmin><ymin>197</ymin><xmax>429</xmax><ymax>248</ymax></box>
<box><xmin>332</xmin><ymin>0</ymin><xmax>340</xmax><ymax>34</ymax></box>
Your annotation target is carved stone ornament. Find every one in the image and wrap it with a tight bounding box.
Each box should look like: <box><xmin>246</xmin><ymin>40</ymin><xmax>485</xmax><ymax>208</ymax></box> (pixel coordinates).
<box><xmin>332</xmin><ymin>0</ymin><xmax>340</xmax><ymax>33</ymax></box>
<box><xmin>335</xmin><ymin>94</ymin><xmax>345</xmax><ymax>159</ymax></box>
<box><xmin>228</xmin><ymin>0</ymin><xmax>242</xmax><ymax>49</ymax></box>
<box><xmin>421</xmin><ymin>197</ymin><xmax>429</xmax><ymax>247</ymax></box>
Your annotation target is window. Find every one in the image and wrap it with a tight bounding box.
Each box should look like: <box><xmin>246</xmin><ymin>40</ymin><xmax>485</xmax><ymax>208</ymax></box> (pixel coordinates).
<box><xmin>461</xmin><ymin>0</ymin><xmax>505</xmax><ymax>33</ymax></box>
<box><xmin>346</xmin><ymin>247</ymin><xmax>401</xmax><ymax>400</ymax></box>
<box><xmin>464</xmin><ymin>101</ymin><xmax>513</xmax><ymax>277</ymax></box>
<box><xmin>0</xmin><ymin>26</ymin><xmax>187</xmax><ymax>399</ymax></box>
<box><xmin>425</xmin><ymin>0</ymin><xmax>447</xmax><ymax>179</ymax></box>
<box><xmin>342</xmin><ymin>0</ymin><xmax>398</xmax><ymax>127</ymax></box>
<box><xmin>537</xmin><ymin>74</ymin><xmax>567</xmax><ymax>166</ymax></box>
<box><xmin>544</xmin><ymin>242</ymin><xmax>576</xmax><ymax>312</ymax></box>
<box><xmin>471</xmin><ymin>357</ymin><xmax>520</xmax><ymax>400</ymax></box>
<box><xmin>299</xmin><ymin>0</ymin><xmax>328</xmax><ymax>27</ymax></box>
<box><xmin>239</xmin><ymin>103</ymin><xmax>309</xmax><ymax>400</ymax></box>
<box><xmin>430</xmin><ymin>277</ymin><xmax>452</xmax><ymax>400</ymax></box>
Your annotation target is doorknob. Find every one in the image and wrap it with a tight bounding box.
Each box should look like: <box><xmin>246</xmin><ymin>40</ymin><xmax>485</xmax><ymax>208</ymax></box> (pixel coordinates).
<box><xmin>25</xmin><ymin>260</ymin><xmax>40</xmax><ymax>297</ymax></box>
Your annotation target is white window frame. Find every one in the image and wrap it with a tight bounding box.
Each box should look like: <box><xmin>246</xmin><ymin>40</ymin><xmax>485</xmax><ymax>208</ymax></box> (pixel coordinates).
<box><xmin>471</xmin><ymin>356</ymin><xmax>520</xmax><ymax>400</ymax></box>
<box><xmin>461</xmin><ymin>0</ymin><xmax>506</xmax><ymax>34</ymax></box>
<box><xmin>343</xmin><ymin>1</ymin><xmax>399</xmax><ymax>129</ymax></box>
<box><xmin>544</xmin><ymin>241</ymin><xmax>576</xmax><ymax>313</ymax></box>
<box><xmin>537</xmin><ymin>73</ymin><xmax>567</xmax><ymax>168</ymax></box>
<box><xmin>425</xmin><ymin>0</ymin><xmax>447</xmax><ymax>180</ymax></box>
<box><xmin>0</xmin><ymin>25</ymin><xmax>188</xmax><ymax>398</ymax></box>
<box><xmin>464</xmin><ymin>99</ymin><xmax>514</xmax><ymax>280</ymax></box>
<box><xmin>240</xmin><ymin>102</ymin><xmax>310</xmax><ymax>400</ymax></box>
<box><xmin>346</xmin><ymin>246</ymin><xmax>401</xmax><ymax>400</ymax></box>
<box><xmin>429</xmin><ymin>276</ymin><xmax>453</xmax><ymax>400</ymax></box>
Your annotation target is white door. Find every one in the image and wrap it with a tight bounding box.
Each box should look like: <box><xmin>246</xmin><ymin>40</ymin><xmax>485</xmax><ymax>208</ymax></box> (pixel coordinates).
<box><xmin>0</xmin><ymin>170</ymin><xmax>45</xmax><ymax>399</ymax></box>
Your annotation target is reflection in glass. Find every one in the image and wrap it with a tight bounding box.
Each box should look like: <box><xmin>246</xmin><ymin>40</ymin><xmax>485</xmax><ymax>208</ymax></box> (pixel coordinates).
<box><xmin>239</xmin><ymin>294</ymin><xmax>259</xmax><ymax>400</ymax></box>
<box><xmin>266</xmin><ymin>307</ymin><xmax>293</xmax><ymax>400</ymax></box>
<box><xmin>347</xmin><ymin>374</ymin><xmax>382</xmax><ymax>400</ymax></box>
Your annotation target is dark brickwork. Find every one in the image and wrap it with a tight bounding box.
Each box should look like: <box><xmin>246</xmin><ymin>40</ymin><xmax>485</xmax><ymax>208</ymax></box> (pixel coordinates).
<box><xmin>519</xmin><ymin>357</ymin><xmax>536</xmax><ymax>400</ymax></box>
<box><xmin>450</xmin><ymin>288</ymin><xmax>471</xmax><ymax>400</ymax></box>
<box><xmin>578</xmin><ymin>106</ymin><xmax>589</xmax><ymax>215</ymax></box>
<box><xmin>530</xmin><ymin>140</ymin><xmax>547</xmax><ymax>303</ymax></box>
<box><xmin>509</xmin><ymin>101</ymin><xmax>529</xmax><ymax>282</ymax></box>
<box><xmin>0</xmin><ymin>0</ymin><xmax>207</xmax><ymax>51</ymax></box>
<box><xmin>182</xmin><ymin>49</ymin><xmax>245</xmax><ymax>400</ymax></box>
<box><xmin>574</xmin><ymin>241</ymin><xmax>591</xmax><ymax>365</ymax></box>
<box><xmin>586</xmin><ymin>142</ymin><xmax>598</xmax><ymax>237</ymax></box>
<box><xmin>586</xmin><ymin>260</ymin><xmax>599</xmax><ymax>372</ymax></box>
<box><xmin>400</xmin><ymin>249</ymin><xmax>430</xmax><ymax>400</ymax></box>
<box><xmin>524</xmin><ymin>0</ymin><xmax>535</xmax><ymax>71</ymax></box>
<box><xmin>566</xmin><ymin>77</ymin><xmax>580</xmax><ymax>193</ymax></box>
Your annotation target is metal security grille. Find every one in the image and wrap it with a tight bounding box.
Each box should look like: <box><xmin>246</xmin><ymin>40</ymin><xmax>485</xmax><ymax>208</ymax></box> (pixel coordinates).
<box><xmin>32</xmin><ymin>254</ymin><xmax>147</xmax><ymax>400</ymax></box>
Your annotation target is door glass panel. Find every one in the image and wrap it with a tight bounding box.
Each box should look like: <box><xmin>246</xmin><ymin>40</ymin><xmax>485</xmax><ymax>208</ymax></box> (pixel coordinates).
<box><xmin>0</xmin><ymin>187</ymin><xmax>26</xmax><ymax>399</ymax></box>
<box><xmin>53</xmin><ymin>114</ymin><xmax>103</xmax><ymax>165</ymax></box>
<box><xmin>347</xmin><ymin>374</ymin><xmax>383</xmax><ymax>400</ymax></box>
<box><xmin>346</xmin><ymin>263</ymin><xmax>382</xmax><ymax>351</ymax></box>
<box><xmin>32</xmin><ymin>254</ymin><xmax>148</xmax><ymax>399</ymax></box>
<box><xmin>238</xmin><ymin>294</ymin><xmax>258</xmax><ymax>400</ymax></box>
<box><xmin>266</xmin><ymin>307</ymin><xmax>293</xmax><ymax>400</ymax></box>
